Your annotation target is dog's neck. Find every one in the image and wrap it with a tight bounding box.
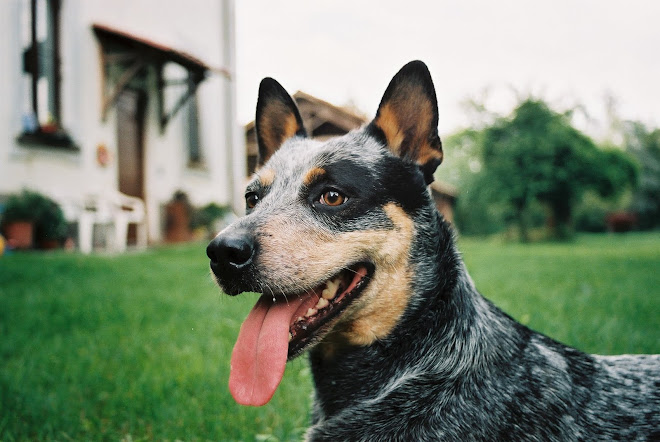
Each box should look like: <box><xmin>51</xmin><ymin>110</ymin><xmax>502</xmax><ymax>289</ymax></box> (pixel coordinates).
<box><xmin>309</xmin><ymin>209</ymin><xmax>523</xmax><ymax>419</ymax></box>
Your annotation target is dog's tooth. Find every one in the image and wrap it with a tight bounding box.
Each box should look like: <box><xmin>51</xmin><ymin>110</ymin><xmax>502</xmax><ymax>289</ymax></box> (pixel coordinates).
<box><xmin>296</xmin><ymin>316</ymin><xmax>304</xmax><ymax>323</ymax></box>
<box><xmin>305</xmin><ymin>308</ymin><xmax>318</xmax><ymax>317</ymax></box>
<box><xmin>316</xmin><ymin>298</ymin><xmax>329</xmax><ymax>309</ymax></box>
<box><xmin>322</xmin><ymin>279</ymin><xmax>339</xmax><ymax>300</ymax></box>
<box><xmin>321</xmin><ymin>288</ymin><xmax>335</xmax><ymax>300</ymax></box>
<box><xmin>289</xmin><ymin>332</ymin><xmax>292</xmax><ymax>342</ymax></box>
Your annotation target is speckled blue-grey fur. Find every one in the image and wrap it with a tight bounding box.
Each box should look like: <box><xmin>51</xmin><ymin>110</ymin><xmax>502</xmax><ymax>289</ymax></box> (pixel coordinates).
<box><xmin>304</xmin><ymin>202</ymin><xmax>660</xmax><ymax>441</ymax></box>
<box><xmin>209</xmin><ymin>61</ymin><xmax>660</xmax><ymax>441</ymax></box>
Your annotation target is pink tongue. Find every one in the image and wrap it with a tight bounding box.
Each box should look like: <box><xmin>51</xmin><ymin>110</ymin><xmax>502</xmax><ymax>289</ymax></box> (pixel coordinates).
<box><xmin>229</xmin><ymin>295</ymin><xmax>307</xmax><ymax>406</ymax></box>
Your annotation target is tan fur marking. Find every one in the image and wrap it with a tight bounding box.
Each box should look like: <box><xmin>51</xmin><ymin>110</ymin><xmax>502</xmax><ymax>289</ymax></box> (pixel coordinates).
<box><xmin>303</xmin><ymin>167</ymin><xmax>326</xmax><ymax>187</ymax></box>
<box><xmin>336</xmin><ymin>204</ymin><xmax>414</xmax><ymax>346</ymax></box>
<box><xmin>259</xmin><ymin>103</ymin><xmax>301</xmax><ymax>163</ymax></box>
<box><xmin>257</xmin><ymin>203</ymin><xmax>415</xmax><ymax>351</ymax></box>
<box><xmin>375</xmin><ymin>103</ymin><xmax>405</xmax><ymax>154</ymax></box>
<box><xmin>374</xmin><ymin>84</ymin><xmax>441</xmax><ymax>168</ymax></box>
<box><xmin>282</xmin><ymin>113</ymin><xmax>299</xmax><ymax>140</ymax></box>
<box><xmin>258</xmin><ymin>168</ymin><xmax>276</xmax><ymax>187</ymax></box>
<box><xmin>416</xmin><ymin>143</ymin><xmax>444</xmax><ymax>165</ymax></box>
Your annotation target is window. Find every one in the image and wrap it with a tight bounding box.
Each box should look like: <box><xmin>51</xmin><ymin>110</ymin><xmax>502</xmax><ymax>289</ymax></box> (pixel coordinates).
<box><xmin>19</xmin><ymin>0</ymin><xmax>71</xmax><ymax>147</ymax></box>
<box><xmin>162</xmin><ymin>62</ymin><xmax>204</xmax><ymax>167</ymax></box>
<box><xmin>186</xmin><ymin>92</ymin><xmax>203</xmax><ymax>167</ymax></box>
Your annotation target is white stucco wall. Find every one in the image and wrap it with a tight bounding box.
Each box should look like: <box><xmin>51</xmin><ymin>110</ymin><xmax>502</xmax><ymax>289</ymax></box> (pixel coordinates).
<box><xmin>0</xmin><ymin>0</ymin><xmax>244</xmax><ymax>242</ymax></box>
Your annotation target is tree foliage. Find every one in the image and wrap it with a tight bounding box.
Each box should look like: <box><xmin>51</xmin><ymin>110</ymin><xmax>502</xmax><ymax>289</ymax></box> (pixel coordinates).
<box><xmin>623</xmin><ymin>121</ymin><xmax>660</xmax><ymax>229</ymax></box>
<box><xmin>458</xmin><ymin>98</ymin><xmax>638</xmax><ymax>240</ymax></box>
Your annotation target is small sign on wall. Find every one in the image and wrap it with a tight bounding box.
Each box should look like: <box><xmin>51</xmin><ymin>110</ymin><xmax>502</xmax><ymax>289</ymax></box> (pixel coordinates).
<box><xmin>96</xmin><ymin>143</ymin><xmax>111</xmax><ymax>167</ymax></box>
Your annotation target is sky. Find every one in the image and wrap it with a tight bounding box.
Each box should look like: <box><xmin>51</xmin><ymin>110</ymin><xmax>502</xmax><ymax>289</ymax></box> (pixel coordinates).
<box><xmin>234</xmin><ymin>0</ymin><xmax>660</xmax><ymax>138</ymax></box>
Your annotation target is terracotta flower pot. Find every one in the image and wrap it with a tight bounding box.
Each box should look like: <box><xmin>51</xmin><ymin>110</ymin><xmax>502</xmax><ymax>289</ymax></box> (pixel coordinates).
<box><xmin>39</xmin><ymin>239</ymin><xmax>61</xmax><ymax>250</ymax></box>
<box><xmin>165</xmin><ymin>201</ymin><xmax>192</xmax><ymax>243</ymax></box>
<box><xmin>5</xmin><ymin>221</ymin><xmax>34</xmax><ymax>249</ymax></box>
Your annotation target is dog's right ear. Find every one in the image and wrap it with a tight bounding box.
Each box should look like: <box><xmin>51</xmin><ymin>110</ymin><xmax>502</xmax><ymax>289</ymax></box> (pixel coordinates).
<box><xmin>367</xmin><ymin>61</ymin><xmax>443</xmax><ymax>185</ymax></box>
<box><xmin>255</xmin><ymin>78</ymin><xmax>307</xmax><ymax>166</ymax></box>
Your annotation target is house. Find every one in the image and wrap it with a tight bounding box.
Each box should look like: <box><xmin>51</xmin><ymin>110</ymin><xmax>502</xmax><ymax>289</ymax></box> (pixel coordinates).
<box><xmin>245</xmin><ymin>92</ymin><xmax>457</xmax><ymax>221</ymax></box>
<box><xmin>0</xmin><ymin>0</ymin><xmax>244</xmax><ymax>249</ymax></box>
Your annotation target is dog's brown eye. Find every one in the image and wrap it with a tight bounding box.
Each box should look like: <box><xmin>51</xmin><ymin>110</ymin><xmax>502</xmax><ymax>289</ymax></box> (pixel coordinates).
<box><xmin>320</xmin><ymin>190</ymin><xmax>346</xmax><ymax>207</ymax></box>
<box><xmin>245</xmin><ymin>192</ymin><xmax>259</xmax><ymax>209</ymax></box>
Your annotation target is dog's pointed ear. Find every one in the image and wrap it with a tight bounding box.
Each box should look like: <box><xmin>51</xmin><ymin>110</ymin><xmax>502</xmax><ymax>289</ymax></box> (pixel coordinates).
<box><xmin>368</xmin><ymin>61</ymin><xmax>443</xmax><ymax>184</ymax></box>
<box><xmin>255</xmin><ymin>77</ymin><xmax>307</xmax><ymax>165</ymax></box>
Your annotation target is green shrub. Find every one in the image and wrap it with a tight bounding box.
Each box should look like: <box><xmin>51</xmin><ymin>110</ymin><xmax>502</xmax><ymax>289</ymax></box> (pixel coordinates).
<box><xmin>1</xmin><ymin>189</ymin><xmax>68</xmax><ymax>246</ymax></box>
<box><xmin>191</xmin><ymin>202</ymin><xmax>231</xmax><ymax>237</ymax></box>
<box><xmin>575</xmin><ymin>205</ymin><xmax>608</xmax><ymax>233</ymax></box>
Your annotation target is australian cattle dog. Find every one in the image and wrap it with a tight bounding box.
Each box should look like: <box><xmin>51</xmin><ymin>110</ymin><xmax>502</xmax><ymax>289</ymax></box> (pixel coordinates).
<box><xmin>207</xmin><ymin>61</ymin><xmax>660</xmax><ymax>440</ymax></box>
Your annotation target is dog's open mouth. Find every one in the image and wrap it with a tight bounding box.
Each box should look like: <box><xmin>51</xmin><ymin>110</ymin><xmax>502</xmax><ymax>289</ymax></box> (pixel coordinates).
<box><xmin>287</xmin><ymin>262</ymin><xmax>373</xmax><ymax>358</ymax></box>
<box><xmin>229</xmin><ymin>263</ymin><xmax>373</xmax><ymax>407</ymax></box>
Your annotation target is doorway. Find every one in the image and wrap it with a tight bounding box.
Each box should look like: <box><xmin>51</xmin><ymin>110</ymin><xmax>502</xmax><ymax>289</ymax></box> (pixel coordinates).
<box><xmin>116</xmin><ymin>89</ymin><xmax>147</xmax><ymax>244</ymax></box>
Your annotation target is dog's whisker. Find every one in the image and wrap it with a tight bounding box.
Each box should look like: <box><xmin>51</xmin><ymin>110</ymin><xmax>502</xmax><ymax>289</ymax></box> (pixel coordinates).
<box><xmin>277</xmin><ymin>286</ymin><xmax>290</xmax><ymax>305</ymax></box>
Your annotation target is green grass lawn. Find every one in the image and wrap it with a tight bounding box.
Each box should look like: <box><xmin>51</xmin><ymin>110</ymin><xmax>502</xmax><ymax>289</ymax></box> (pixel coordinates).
<box><xmin>1</xmin><ymin>233</ymin><xmax>659</xmax><ymax>440</ymax></box>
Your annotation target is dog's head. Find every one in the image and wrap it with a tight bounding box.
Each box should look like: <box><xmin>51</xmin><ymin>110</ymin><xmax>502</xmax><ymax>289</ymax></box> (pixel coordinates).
<box><xmin>207</xmin><ymin>61</ymin><xmax>443</xmax><ymax>406</ymax></box>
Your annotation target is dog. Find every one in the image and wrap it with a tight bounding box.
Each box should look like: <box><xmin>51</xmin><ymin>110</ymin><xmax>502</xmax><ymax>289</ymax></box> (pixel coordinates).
<box><xmin>207</xmin><ymin>61</ymin><xmax>660</xmax><ymax>440</ymax></box>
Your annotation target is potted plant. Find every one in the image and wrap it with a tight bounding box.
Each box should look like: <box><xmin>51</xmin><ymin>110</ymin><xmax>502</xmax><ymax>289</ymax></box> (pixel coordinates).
<box><xmin>1</xmin><ymin>190</ymin><xmax>40</xmax><ymax>249</ymax></box>
<box><xmin>0</xmin><ymin>190</ymin><xmax>68</xmax><ymax>250</ymax></box>
<box><xmin>165</xmin><ymin>190</ymin><xmax>193</xmax><ymax>243</ymax></box>
<box><xmin>34</xmin><ymin>197</ymin><xmax>68</xmax><ymax>249</ymax></box>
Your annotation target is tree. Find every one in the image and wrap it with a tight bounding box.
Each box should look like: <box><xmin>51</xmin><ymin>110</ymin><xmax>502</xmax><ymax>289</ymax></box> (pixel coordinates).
<box><xmin>623</xmin><ymin>121</ymin><xmax>660</xmax><ymax>229</ymax></box>
<box><xmin>476</xmin><ymin>99</ymin><xmax>637</xmax><ymax>241</ymax></box>
<box><xmin>439</xmin><ymin>128</ymin><xmax>508</xmax><ymax>235</ymax></box>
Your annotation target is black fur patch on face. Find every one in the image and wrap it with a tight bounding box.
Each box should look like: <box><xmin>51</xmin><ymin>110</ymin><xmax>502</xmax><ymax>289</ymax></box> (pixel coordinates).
<box><xmin>376</xmin><ymin>154</ymin><xmax>430</xmax><ymax>214</ymax></box>
<box><xmin>304</xmin><ymin>154</ymin><xmax>430</xmax><ymax>227</ymax></box>
<box><xmin>304</xmin><ymin>159</ymin><xmax>375</xmax><ymax>216</ymax></box>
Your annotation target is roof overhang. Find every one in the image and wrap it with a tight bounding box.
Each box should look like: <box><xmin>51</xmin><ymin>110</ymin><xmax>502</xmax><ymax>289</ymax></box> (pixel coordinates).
<box><xmin>92</xmin><ymin>23</ymin><xmax>230</xmax><ymax>132</ymax></box>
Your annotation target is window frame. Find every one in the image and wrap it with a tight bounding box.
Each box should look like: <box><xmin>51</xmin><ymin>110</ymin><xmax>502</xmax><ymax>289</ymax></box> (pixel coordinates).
<box><xmin>17</xmin><ymin>0</ymin><xmax>75</xmax><ymax>149</ymax></box>
<box><xmin>185</xmin><ymin>91</ymin><xmax>205</xmax><ymax>168</ymax></box>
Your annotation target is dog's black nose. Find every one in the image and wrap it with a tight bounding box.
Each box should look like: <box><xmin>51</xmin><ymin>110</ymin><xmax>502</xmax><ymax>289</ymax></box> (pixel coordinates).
<box><xmin>207</xmin><ymin>231</ymin><xmax>255</xmax><ymax>268</ymax></box>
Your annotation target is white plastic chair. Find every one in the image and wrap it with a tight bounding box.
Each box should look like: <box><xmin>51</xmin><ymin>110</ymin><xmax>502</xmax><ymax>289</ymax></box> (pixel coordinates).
<box><xmin>78</xmin><ymin>192</ymin><xmax>147</xmax><ymax>254</ymax></box>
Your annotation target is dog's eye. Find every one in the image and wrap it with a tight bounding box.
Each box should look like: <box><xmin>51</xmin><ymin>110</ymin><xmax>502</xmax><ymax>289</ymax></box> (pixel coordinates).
<box><xmin>319</xmin><ymin>190</ymin><xmax>347</xmax><ymax>207</ymax></box>
<box><xmin>245</xmin><ymin>192</ymin><xmax>259</xmax><ymax>209</ymax></box>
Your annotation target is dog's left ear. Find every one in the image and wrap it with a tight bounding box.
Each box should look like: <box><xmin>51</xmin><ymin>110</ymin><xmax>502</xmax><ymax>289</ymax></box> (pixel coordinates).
<box><xmin>368</xmin><ymin>60</ymin><xmax>443</xmax><ymax>184</ymax></box>
<box><xmin>255</xmin><ymin>77</ymin><xmax>307</xmax><ymax>166</ymax></box>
